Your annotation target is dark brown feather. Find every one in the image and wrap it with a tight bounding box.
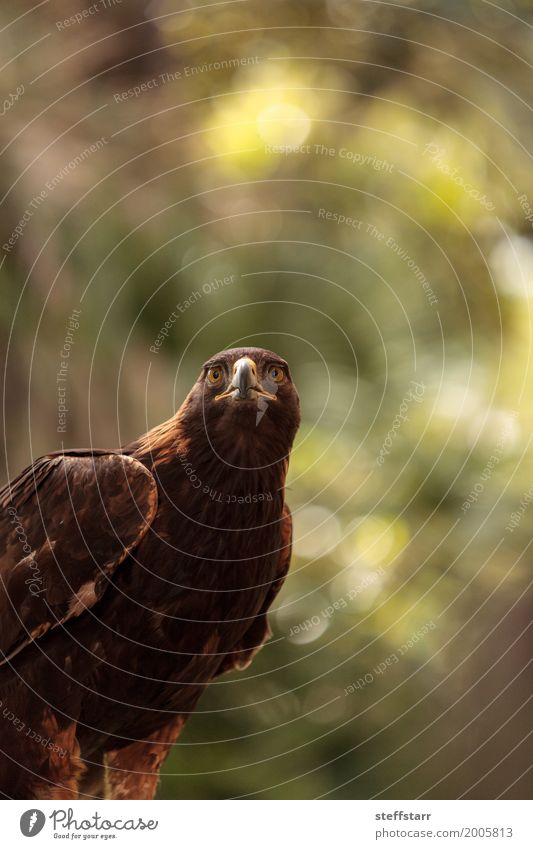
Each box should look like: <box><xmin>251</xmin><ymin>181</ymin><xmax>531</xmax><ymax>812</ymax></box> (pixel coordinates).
<box><xmin>0</xmin><ymin>452</ymin><xmax>157</xmax><ymax>665</ymax></box>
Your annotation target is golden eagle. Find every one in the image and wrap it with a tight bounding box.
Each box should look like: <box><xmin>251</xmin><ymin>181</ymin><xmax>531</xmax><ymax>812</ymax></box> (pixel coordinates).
<box><xmin>0</xmin><ymin>347</ymin><xmax>300</xmax><ymax>799</ymax></box>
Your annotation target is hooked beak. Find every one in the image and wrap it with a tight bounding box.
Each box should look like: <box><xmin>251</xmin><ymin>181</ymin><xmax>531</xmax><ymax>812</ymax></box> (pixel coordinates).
<box><xmin>215</xmin><ymin>357</ymin><xmax>277</xmax><ymax>402</ymax></box>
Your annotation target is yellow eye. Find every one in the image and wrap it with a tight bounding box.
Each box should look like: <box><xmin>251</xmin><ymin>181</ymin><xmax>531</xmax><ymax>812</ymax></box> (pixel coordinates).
<box><xmin>207</xmin><ymin>366</ymin><xmax>223</xmax><ymax>385</ymax></box>
<box><xmin>268</xmin><ymin>365</ymin><xmax>285</xmax><ymax>383</ymax></box>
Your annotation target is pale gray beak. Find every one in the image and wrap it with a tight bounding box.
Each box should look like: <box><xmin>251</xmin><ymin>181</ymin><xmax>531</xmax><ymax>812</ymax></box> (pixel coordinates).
<box><xmin>233</xmin><ymin>357</ymin><xmax>256</xmax><ymax>399</ymax></box>
<box><xmin>215</xmin><ymin>357</ymin><xmax>277</xmax><ymax>402</ymax></box>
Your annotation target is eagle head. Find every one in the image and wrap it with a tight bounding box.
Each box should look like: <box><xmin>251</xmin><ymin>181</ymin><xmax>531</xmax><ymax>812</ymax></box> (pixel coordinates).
<box><xmin>180</xmin><ymin>347</ymin><xmax>300</xmax><ymax>467</ymax></box>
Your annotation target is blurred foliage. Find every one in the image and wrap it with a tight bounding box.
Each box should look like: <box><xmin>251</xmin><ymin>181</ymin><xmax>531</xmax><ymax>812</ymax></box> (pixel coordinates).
<box><xmin>0</xmin><ymin>0</ymin><xmax>532</xmax><ymax>798</ymax></box>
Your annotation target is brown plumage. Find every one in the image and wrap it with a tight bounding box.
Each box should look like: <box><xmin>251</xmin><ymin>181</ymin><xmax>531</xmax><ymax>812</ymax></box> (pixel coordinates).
<box><xmin>0</xmin><ymin>347</ymin><xmax>300</xmax><ymax>799</ymax></box>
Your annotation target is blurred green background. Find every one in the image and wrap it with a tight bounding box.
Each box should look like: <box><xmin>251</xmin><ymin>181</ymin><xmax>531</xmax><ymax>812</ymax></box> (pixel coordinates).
<box><xmin>1</xmin><ymin>0</ymin><xmax>531</xmax><ymax>799</ymax></box>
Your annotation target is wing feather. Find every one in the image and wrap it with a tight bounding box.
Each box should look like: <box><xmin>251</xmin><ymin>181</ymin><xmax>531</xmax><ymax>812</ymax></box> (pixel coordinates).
<box><xmin>0</xmin><ymin>450</ymin><xmax>158</xmax><ymax>665</ymax></box>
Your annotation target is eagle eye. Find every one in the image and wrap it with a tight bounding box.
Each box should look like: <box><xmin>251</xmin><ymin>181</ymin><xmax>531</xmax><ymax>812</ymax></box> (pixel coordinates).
<box><xmin>207</xmin><ymin>366</ymin><xmax>223</xmax><ymax>385</ymax></box>
<box><xmin>268</xmin><ymin>365</ymin><xmax>285</xmax><ymax>384</ymax></box>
